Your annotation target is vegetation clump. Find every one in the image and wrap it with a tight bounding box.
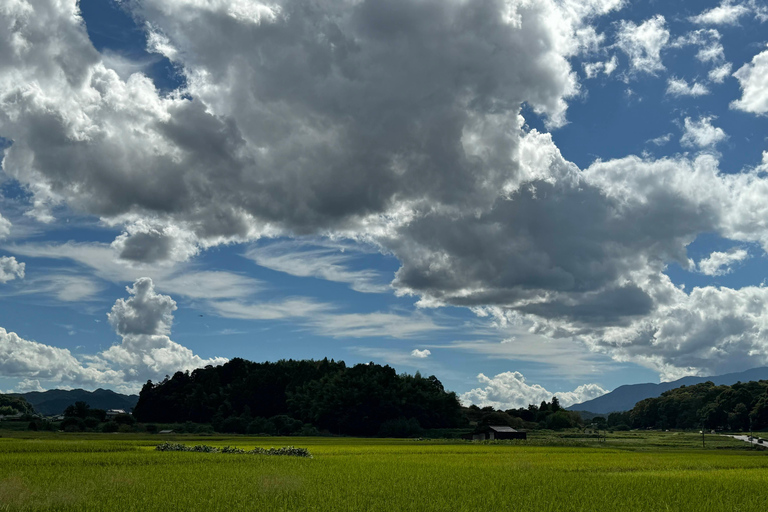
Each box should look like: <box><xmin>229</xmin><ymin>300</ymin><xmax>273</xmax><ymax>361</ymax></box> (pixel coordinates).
<box><xmin>154</xmin><ymin>441</ymin><xmax>312</xmax><ymax>458</ymax></box>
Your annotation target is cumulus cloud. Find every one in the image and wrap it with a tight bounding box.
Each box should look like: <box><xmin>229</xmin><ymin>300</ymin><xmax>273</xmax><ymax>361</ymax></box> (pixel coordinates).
<box><xmin>460</xmin><ymin>371</ymin><xmax>607</xmax><ymax>409</ymax></box>
<box><xmin>731</xmin><ymin>48</ymin><xmax>768</xmax><ymax>114</ymax></box>
<box><xmin>411</xmin><ymin>349</ymin><xmax>431</xmax><ymax>358</ymax></box>
<box><xmin>0</xmin><ymin>278</ymin><xmax>226</xmax><ymax>391</ymax></box>
<box><xmin>0</xmin><ymin>326</ymin><xmax>117</xmax><ymax>384</ymax></box>
<box><xmin>0</xmin><ymin>256</ymin><xmax>25</xmax><ymax>283</ymax></box>
<box><xmin>616</xmin><ymin>15</ymin><xmax>669</xmax><ymax>75</ymax></box>
<box><xmin>689</xmin><ymin>1</ymin><xmax>751</xmax><ymax>25</ymax></box>
<box><xmin>697</xmin><ymin>248</ymin><xmax>750</xmax><ymax>276</ymax></box>
<box><xmin>14</xmin><ymin>379</ymin><xmax>45</xmax><ymax>393</ymax></box>
<box><xmin>101</xmin><ymin>278</ymin><xmax>227</xmax><ymax>381</ymax></box>
<box><xmin>680</xmin><ymin>117</ymin><xmax>727</xmax><ymax>148</ymax></box>
<box><xmin>666</xmin><ymin>78</ymin><xmax>710</xmax><ymax>97</ymax></box>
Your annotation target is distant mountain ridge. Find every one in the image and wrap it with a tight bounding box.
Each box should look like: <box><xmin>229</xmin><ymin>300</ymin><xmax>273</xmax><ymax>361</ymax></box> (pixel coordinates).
<box><xmin>10</xmin><ymin>388</ymin><xmax>138</xmax><ymax>416</ymax></box>
<box><xmin>567</xmin><ymin>367</ymin><xmax>768</xmax><ymax>414</ymax></box>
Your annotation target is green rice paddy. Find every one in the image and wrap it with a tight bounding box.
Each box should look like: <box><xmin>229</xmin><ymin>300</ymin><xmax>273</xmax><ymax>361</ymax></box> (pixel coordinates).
<box><xmin>0</xmin><ymin>431</ymin><xmax>766</xmax><ymax>511</ymax></box>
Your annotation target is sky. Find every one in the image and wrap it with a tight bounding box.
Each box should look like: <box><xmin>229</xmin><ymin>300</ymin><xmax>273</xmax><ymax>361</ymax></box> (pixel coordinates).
<box><xmin>1</xmin><ymin>0</ymin><xmax>768</xmax><ymax>409</ymax></box>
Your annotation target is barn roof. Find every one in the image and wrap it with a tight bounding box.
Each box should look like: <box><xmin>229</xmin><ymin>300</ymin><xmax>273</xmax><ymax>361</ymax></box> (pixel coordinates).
<box><xmin>489</xmin><ymin>425</ymin><xmax>519</xmax><ymax>433</ymax></box>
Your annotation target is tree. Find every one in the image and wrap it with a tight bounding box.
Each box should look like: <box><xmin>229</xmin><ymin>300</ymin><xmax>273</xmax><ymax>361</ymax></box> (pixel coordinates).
<box><xmin>64</xmin><ymin>401</ymin><xmax>91</xmax><ymax>419</ymax></box>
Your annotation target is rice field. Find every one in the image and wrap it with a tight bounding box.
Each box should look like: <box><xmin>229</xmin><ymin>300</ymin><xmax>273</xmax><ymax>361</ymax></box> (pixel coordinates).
<box><xmin>0</xmin><ymin>431</ymin><xmax>767</xmax><ymax>511</ymax></box>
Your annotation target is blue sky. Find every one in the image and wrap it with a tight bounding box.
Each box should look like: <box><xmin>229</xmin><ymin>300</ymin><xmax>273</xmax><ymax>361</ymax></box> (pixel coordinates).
<box><xmin>1</xmin><ymin>0</ymin><xmax>768</xmax><ymax>408</ymax></box>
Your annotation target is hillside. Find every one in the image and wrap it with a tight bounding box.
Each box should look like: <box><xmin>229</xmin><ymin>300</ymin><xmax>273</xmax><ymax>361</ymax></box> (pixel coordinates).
<box><xmin>568</xmin><ymin>367</ymin><xmax>768</xmax><ymax>414</ymax></box>
<box><xmin>11</xmin><ymin>388</ymin><xmax>138</xmax><ymax>416</ymax></box>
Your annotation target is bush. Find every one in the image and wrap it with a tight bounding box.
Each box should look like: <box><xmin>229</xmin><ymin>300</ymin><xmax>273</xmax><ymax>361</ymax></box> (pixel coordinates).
<box><xmin>60</xmin><ymin>417</ymin><xmax>86</xmax><ymax>432</ymax></box>
<box><xmin>247</xmin><ymin>417</ymin><xmax>276</xmax><ymax>436</ymax></box>
<box><xmin>102</xmin><ymin>422</ymin><xmax>120</xmax><ymax>433</ymax></box>
<box><xmin>114</xmin><ymin>414</ymin><xmax>136</xmax><ymax>426</ymax></box>
<box><xmin>217</xmin><ymin>416</ymin><xmax>247</xmax><ymax>434</ymax></box>
<box><xmin>84</xmin><ymin>417</ymin><xmax>100</xmax><ymax>429</ymax></box>
<box><xmin>154</xmin><ymin>442</ymin><xmax>312</xmax><ymax>458</ymax></box>
<box><xmin>145</xmin><ymin>424</ymin><xmax>158</xmax><ymax>434</ymax></box>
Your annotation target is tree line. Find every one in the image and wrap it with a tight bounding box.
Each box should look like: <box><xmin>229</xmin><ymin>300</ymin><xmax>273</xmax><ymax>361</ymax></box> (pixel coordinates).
<box><xmin>133</xmin><ymin>358</ymin><xmax>464</xmax><ymax>436</ymax></box>
<box><xmin>626</xmin><ymin>380</ymin><xmax>768</xmax><ymax>431</ymax></box>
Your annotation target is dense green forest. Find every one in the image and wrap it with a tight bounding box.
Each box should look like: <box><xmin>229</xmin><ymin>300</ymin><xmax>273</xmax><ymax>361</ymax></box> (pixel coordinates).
<box><xmin>0</xmin><ymin>394</ymin><xmax>33</xmax><ymax>416</ymax></box>
<box><xmin>134</xmin><ymin>358</ymin><xmax>464</xmax><ymax>436</ymax></box>
<box><xmin>626</xmin><ymin>380</ymin><xmax>768</xmax><ymax>431</ymax></box>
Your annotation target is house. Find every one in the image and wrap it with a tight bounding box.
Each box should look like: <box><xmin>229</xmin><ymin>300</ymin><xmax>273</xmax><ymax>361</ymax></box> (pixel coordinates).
<box><xmin>463</xmin><ymin>425</ymin><xmax>527</xmax><ymax>441</ymax></box>
<box><xmin>106</xmin><ymin>409</ymin><xmax>127</xmax><ymax>419</ymax></box>
<box><xmin>0</xmin><ymin>412</ymin><xmax>24</xmax><ymax>421</ymax></box>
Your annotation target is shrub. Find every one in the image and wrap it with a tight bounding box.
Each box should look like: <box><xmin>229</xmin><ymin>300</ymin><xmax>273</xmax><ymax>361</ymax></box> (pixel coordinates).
<box><xmin>154</xmin><ymin>442</ymin><xmax>312</xmax><ymax>458</ymax></box>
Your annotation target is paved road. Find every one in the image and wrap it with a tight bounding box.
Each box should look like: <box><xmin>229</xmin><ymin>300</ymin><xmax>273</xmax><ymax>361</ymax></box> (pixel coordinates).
<box><xmin>725</xmin><ymin>434</ymin><xmax>767</xmax><ymax>447</ymax></box>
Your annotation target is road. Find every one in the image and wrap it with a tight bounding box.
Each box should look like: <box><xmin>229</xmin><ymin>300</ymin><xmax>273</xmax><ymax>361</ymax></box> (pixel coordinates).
<box><xmin>725</xmin><ymin>434</ymin><xmax>767</xmax><ymax>447</ymax></box>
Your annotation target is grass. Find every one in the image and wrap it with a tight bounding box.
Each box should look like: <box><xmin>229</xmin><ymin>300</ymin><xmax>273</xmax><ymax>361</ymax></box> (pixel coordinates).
<box><xmin>0</xmin><ymin>431</ymin><xmax>766</xmax><ymax>511</ymax></box>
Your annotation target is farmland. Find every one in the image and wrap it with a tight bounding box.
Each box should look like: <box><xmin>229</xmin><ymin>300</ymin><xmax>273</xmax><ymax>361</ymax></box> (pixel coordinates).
<box><xmin>0</xmin><ymin>432</ymin><xmax>767</xmax><ymax>511</ymax></box>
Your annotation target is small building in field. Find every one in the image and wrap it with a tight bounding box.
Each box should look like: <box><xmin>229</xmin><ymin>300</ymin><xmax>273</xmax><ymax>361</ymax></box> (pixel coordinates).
<box><xmin>464</xmin><ymin>425</ymin><xmax>527</xmax><ymax>441</ymax></box>
<box><xmin>158</xmin><ymin>430</ymin><xmax>174</xmax><ymax>434</ymax></box>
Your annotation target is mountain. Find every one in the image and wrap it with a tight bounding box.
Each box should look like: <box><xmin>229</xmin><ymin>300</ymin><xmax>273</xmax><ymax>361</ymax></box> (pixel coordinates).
<box><xmin>10</xmin><ymin>389</ymin><xmax>139</xmax><ymax>416</ymax></box>
<box><xmin>567</xmin><ymin>367</ymin><xmax>768</xmax><ymax>415</ymax></box>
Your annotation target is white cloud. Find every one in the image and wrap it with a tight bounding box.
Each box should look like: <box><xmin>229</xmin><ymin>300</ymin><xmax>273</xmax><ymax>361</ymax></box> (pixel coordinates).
<box><xmin>19</xmin><ymin>274</ymin><xmax>103</xmax><ymax>302</ymax></box>
<box><xmin>697</xmin><ymin>248</ymin><xmax>750</xmax><ymax>276</ymax></box>
<box><xmin>690</xmin><ymin>1</ymin><xmax>751</xmax><ymax>25</ymax></box>
<box><xmin>460</xmin><ymin>371</ymin><xmax>607</xmax><ymax>409</ymax></box>
<box><xmin>411</xmin><ymin>349</ymin><xmax>431</xmax><ymax>358</ymax></box>
<box><xmin>0</xmin><ymin>256</ymin><xmax>25</xmax><ymax>284</ymax></box>
<box><xmin>211</xmin><ymin>298</ymin><xmax>445</xmax><ymax>339</ymax></box>
<box><xmin>731</xmin><ymin>48</ymin><xmax>768</xmax><ymax>114</ymax></box>
<box><xmin>14</xmin><ymin>379</ymin><xmax>45</xmax><ymax>393</ymax></box>
<box><xmin>648</xmin><ymin>133</ymin><xmax>672</xmax><ymax>146</ymax></box>
<box><xmin>0</xmin><ymin>215</ymin><xmax>10</xmax><ymax>240</ymax></box>
<box><xmin>0</xmin><ymin>326</ymin><xmax>118</xmax><ymax>385</ymax></box>
<box><xmin>0</xmin><ymin>278</ymin><xmax>226</xmax><ymax>391</ymax></box>
<box><xmin>709</xmin><ymin>63</ymin><xmax>733</xmax><ymax>83</ymax></box>
<box><xmin>583</xmin><ymin>55</ymin><xmax>618</xmax><ymax>78</ymax></box>
<box><xmin>666</xmin><ymin>78</ymin><xmax>710</xmax><ymax>97</ymax></box>
<box><xmin>672</xmin><ymin>29</ymin><xmax>725</xmax><ymax>63</ymax></box>
<box><xmin>5</xmin><ymin>241</ymin><xmax>261</xmax><ymax>301</ymax></box>
<box><xmin>101</xmin><ymin>278</ymin><xmax>228</xmax><ymax>382</ymax></box>
<box><xmin>616</xmin><ymin>15</ymin><xmax>669</xmax><ymax>75</ymax></box>
<box><xmin>680</xmin><ymin>116</ymin><xmax>727</xmax><ymax>148</ymax></box>
<box><xmin>245</xmin><ymin>240</ymin><xmax>390</xmax><ymax>293</ymax></box>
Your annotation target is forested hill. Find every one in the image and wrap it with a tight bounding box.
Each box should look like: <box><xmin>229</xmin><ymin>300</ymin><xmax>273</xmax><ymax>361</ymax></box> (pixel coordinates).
<box><xmin>568</xmin><ymin>366</ymin><xmax>768</xmax><ymax>414</ymax></box>
<box><xmin>133</xmin><ymin>358</ymin><xmax>464</xmax><ymax>436</ymax></box>
<box><xmin>627</xmin><ymin>380</ymin><xmax>768</xmax><ymax>431</ymax></box>
<box><xmin>12</xmin><ymin>389</ymin><xmax>138</xmax><ymax>416</ymax></box>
